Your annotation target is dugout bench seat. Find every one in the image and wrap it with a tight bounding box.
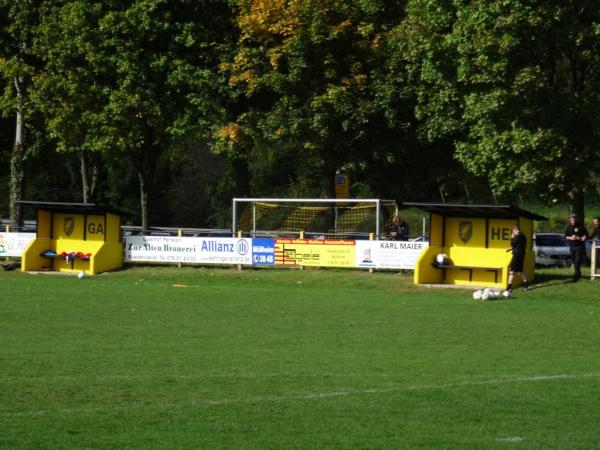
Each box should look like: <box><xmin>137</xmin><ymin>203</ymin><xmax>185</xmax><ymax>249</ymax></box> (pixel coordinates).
<box><xmin>431</xmin><ymin>262</ymin><xmax>503</xmax><ymax>284</ymax></box>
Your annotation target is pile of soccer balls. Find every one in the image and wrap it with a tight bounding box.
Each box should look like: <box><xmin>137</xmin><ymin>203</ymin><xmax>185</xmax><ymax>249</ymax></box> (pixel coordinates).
<box><xmin>472</xmin><ymin>287</ymin><xmax>511</xmax><ymax>300</ymax></box>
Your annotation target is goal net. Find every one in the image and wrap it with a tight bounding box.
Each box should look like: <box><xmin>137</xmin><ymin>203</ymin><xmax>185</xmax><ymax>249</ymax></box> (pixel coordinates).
<box><xmin>232</xmin><ymin>198</ymin><xmax>398</xmax><ymax>240</ymax></box>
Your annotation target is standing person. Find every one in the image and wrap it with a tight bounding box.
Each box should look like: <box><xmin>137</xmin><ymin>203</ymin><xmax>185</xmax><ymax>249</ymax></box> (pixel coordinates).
<box><xmin>588</xmin><ymin>217</ymin><xmax>599</xmax><ymax>270</ymax></box>
<box><xmin>589</xmin><ymin>217</ymin><xmax>599</xmax><ymax>240</ymax></box>
<box><xmin>506</xmin><ymin>225</ymin><xmax>529</xmax><ymax>293</ymax></box>
<box><xmin>564</xmin><ymin>214</ymin><xmax>588</xmax><ymax>282</ymax></box>
<box><xmin>389</xmin><ymin>215</ymin><xmax>410</xmax><ymax>241</ymax></box>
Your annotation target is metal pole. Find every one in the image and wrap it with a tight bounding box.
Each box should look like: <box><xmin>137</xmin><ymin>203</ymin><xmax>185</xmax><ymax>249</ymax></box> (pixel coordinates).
<box><xmin>4</xmin><ymin>225</ymin><xmax>9</xmax><ymax>261</ymax></box>
<box><xmin>177</xmin><ymin>229</ymin><xmax>182</xmax><ymax>269</ymax></box>
<box><xmin>376</xmin><ymin>199</ymin><xmax>380</xmax><ymax>240</ymax></box>
<box><xmin>252</xmin><ymin>203</ymin><xmax>256</xmax><ymax>238</ymax></box>
<box><xmin>237</xmin><ymin>230</ymin><xmax>243</xmax><ymax>272</ymax></box>
<box><xmin>334</xmin><ymin>206</ymin><xmax>338</xmax><ymax>238</ymax></box>
<box><xmin>232</xmin><ymin>199</ymin><xmax>236</xmax><ymax>237</ymax></box>
<box><xmin>232</xmin><ymin>197</ymin><xmax>381</xmax><ymax>203</ymax></box>
<box><xmin>592</xmin><ymin>240</ymin><xmax>598</xmax><ymax>280</ymax></box>
<box><xmin>369</xmin><ymin>232</ymin><xmax>374</xmax><ymax>273</ymax></box>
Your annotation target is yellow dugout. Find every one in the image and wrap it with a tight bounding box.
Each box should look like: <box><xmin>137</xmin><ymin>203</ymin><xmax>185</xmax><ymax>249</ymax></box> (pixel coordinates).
<box><xmin>405</xmin><ymin>203</ymin><xmax>547</xmax><ymax>289</ymax></box>
<box><xmin>19</xmin><ymin>201</ymin><xmax>123</xmax><ymax>276</ymax></box>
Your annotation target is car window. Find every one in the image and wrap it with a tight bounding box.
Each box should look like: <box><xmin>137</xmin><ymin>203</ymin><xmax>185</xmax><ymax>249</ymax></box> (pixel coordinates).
<box><xmin>535</xmin><ymin>235</ymin><xmax>568</xmax><ymax>247</ymax></box>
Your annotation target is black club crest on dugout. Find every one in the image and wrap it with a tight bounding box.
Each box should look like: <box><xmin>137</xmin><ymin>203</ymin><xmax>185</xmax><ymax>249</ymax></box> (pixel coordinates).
<box><xmin>63</xmin><ymin>217</ymin><xmax>75</xmax><ymax>236</ymax></box>
<box><xmin>459</xmin><ymin>221</ymin><xmax>473</xmax><ymax>243</ymax></box>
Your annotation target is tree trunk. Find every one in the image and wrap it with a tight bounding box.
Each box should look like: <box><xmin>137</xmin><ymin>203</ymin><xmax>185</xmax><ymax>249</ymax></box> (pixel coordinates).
<box><xmin>80</xmin><ymin>151</ymin><xmax>90</xmax><ymax>203</ymax></box>
<box><xmin>437</xmin><ymin>179</ymin><xmax>446</xmax><ymax>204</ymax></box>
<box><xmin>90</xmin><ymin>160</ymin><xmax>98</xmax><ymax>199</ymax></box>
<box><xmin>232</xmin><ymin>157</ymin><xmax>250</xmax><ymax>197</ymax></box>
<box><xmin>134</xmin><ymin>139</ymin><xmax>160</xmax><ymax>234</ymax></box>
<box><xmin>320</xmin><ymin>170</ymin><xmax>335</xmax><ymax>198</ymax></box>
<box><xmin>138</xmin><ymin>170</ymin><xmax>149</xmax><ymax>233</ymax></box>
<box><xmin>9</xmin><ymin>77</ymin><xmax>25</xmax><ymax>230</ymax></box>
<box><xmin>567</xmin><ymin>185</ymin><xmax>585</xmax><ymax>223</ymax></box>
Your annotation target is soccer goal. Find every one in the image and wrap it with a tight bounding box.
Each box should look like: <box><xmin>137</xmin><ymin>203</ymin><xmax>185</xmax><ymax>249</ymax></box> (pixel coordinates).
<box><xmin>232</xmin><ymin>198</ymin><xmax>398</xmax><ymax>240</ymax></box>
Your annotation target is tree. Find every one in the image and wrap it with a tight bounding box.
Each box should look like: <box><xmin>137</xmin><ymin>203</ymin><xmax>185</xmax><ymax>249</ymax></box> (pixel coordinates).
<box><xmin>0</xmin><ymin>0</ymin><xmax>43</xmax><ymax>228</ymax></box>
<box><xmin>31</xmin><ymin>0</ymin><xmax>235</xmax><ymax>230</ymax></box>
<box><xmin>31</xmin><ymin>0</ymin><xmax>107</xmax><ymax>204</ymax></box>
<box><xmin>98</xmin><ymin>0</ymin><xmax>236</xmax><ymax>230</ymax></box>
<box><xmin>404</xmin><ymin>0</ymin><xmax>600</xmax><ymax>219</ymax></box>
<box><xmin>220</xmin><ymin>0</ymin><xmax>413</xmax><ymax>198</ymax></box>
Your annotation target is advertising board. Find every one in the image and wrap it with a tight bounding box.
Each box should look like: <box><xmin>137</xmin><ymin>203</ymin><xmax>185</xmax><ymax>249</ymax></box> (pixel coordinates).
<box><xmin>275</xmin><ymin>239</ymin><xmax>356</xmax><ymax>267</ymax></box>
<box><xmin>0</xmin><ymin>233</ymin><xmax>36</xmax><ymax>257</ymax></box>
<box><xmin>252</xmin><ymin>238</ymin><xmax>276</xmax><ymax>266</ymax></box>
<box><xmin>121</xmin><ymin>236</ymin><xmax>428</xmax><ymax>270</ymax></box>
<box><xmin>125</xmin><ymin>236</ymin><xmax>252</xmax><ymax>265</ymax></box>
<box><xmin>355</xmin><ymin>240</ymin><xmax>429</xmax><ymax>270</ymax></box>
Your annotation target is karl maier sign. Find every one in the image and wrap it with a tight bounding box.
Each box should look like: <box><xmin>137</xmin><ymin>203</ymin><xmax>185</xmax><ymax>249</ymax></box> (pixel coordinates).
<box><xmin>125</xmin><ymin>236</ymin><xmax>252</xmax><ymax>265</ymax></box>
<box><xmin>356</xmin><ymin>240</ymin><xmax>429</xmax><ymax>270</ymax></box>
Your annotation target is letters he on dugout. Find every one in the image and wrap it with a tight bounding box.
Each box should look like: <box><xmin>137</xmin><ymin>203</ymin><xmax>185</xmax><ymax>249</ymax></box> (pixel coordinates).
<box><xmin>19</xmin><ymin>201</ymin><xmax>123</xmax><ymax>275</ymax></box>
<box><xmin>405</xmin><ymin>203</ymin><xmax>547</xmax><ymax>289</ymax></box>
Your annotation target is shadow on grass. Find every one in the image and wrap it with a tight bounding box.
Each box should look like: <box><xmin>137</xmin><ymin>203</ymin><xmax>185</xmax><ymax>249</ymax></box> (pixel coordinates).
<box><xmin>528</xmin><ymin>270</ymin><xmax>582</xmax><ymax>291</ymax></box>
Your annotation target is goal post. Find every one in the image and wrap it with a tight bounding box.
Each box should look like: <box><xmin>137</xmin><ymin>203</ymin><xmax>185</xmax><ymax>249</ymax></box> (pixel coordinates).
<box><xmin>592</xmin><ymin>240</ymin><xmax>599</xmax><ymax>280</ymax></box>
<box><xmin>232</xmin><ymin>198</ymin><xmax>398</xmax><ymax>240</ymax></box>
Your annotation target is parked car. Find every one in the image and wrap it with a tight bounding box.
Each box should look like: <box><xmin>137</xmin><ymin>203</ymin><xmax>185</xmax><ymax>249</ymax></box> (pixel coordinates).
<box><xmin>533</xmin><ymin>233</ymin><xmax>571</xmax><ymax>267</ymax></box>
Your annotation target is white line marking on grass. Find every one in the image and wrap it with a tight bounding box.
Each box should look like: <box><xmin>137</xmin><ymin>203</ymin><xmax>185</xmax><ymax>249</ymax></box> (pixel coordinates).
<box><xmin>1</xmin><ymin>372</ymin><xmax>376</xmax><ymax>382</ymax></box>
<box><xmin>3</xmin><ymin>372</ymin><xmax>600</xmax><ymax>417</ymax></box>
<box><xmin>423</xmin><ymin>372</ymin><xmax>600</xmax><ymax>389</ymax></box>
<box><xmin>496</xmin><ymin>436</ymin><xmax>523</xmax><ymax>443</ymax></box>
<box><xmin>5</xmin><ymin>371</ymin><xmax>596</xmax><ymax>384</ymax></box>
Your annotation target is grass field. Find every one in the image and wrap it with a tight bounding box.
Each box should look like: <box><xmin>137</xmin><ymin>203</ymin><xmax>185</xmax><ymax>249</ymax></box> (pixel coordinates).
<box><xmin>1</xmin><ymin>266</ymin><xmax>600</xmax><ymax>449</ymax></box>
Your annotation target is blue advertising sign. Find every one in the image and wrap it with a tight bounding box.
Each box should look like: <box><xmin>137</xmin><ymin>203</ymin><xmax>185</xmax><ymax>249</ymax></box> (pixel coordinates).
<box><xmin>252</xmin><ymin>238</ymin><xmax>275</xmax><ymax>265</ymax></box>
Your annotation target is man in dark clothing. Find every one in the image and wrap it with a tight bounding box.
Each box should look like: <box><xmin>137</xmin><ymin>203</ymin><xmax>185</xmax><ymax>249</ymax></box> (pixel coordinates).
<box><xmin>564</xmin><ymin>214</ymin><xmax>588</xmax><ymax>282</ymax></box>
<box><xmin>506</xmin><ymin>225</ymin><xmax>529</xmax><ymax>292</ymax></box>
<box><xmin>589</xmin><ymin>217</ymin><xmax>599</xmax><ymax>241</ymax></box>
<box><xmin>389</xmin><ymin>216</ymin><xmax>410</xmax><ymax>241</ymax></box>
<box><xmin>589</xmin><ymin>217</ymin><xmax>599</xmax><ymax>270</ymax></box>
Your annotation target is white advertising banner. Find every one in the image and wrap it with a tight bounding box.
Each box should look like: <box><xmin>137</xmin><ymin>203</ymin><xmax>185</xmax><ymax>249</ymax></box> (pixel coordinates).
<box><xmin>0</xmin><ymin>232</ymin><xmax>35</xmax><ymax>257</ymax></box>
<box><xmin>355</xmin><ymin>240</ymin><xmax>429</xmax><ymax>270</ymax></box>
<box><xmin>125</xmin><ymin>236</ymin><xmax>252</xmax><ymax>265</ymax></box>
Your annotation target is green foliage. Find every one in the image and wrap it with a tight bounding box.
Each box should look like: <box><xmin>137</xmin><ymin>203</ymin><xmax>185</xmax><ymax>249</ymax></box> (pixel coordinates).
<box><xmin>404</xmin><ymin>0</ymin><xmax>600</xmax><ymax>216</ymax></box>
<box><xmin>155</xmin><ymin>139</ymin><xmax>231</xmax><ymax>227</ymax></box>
<box><xmin>25</xmin><ymin>0</ymin><xmax>236</xmax><ymax>226</ymax></box>
<box><xmin>221</xmin><ymin>0</ymin><xmax>418</xmax><ymax>197</ymax></box>
<box><xmin>3</xmin><ymin>0</ymin><xmax>600</xmax><ymax>227</ymax></box>
<box><xmin>526</xmin><ymin>202</ymin><xmax>600</xmax><ymax>232</ymax></box>
<box><xmin>0</xmin><ymin>0</ymin><xmax>47</xmax><ymax>227</ymax></box>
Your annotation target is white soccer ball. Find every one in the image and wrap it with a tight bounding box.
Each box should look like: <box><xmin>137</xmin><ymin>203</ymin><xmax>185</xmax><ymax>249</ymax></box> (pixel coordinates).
<box><xmin>502</xmin><ymin>290</ymin><xmax>511</xmax><ymax>298</ymax></box>
<box><xmin>78</xmin><ymin>271</ymin><xmax>86</xmax><ymax>279</ymax></box>
<box><xmin>483</xmin><ymin>287</ymin><xmax>491</xmax><ymax>295</ymax></box>
<box><xmin>436</xmin><ymin>253</ymin><xmax>449</xmax><ymax>264</ymax></box>
<box><xmin>472</xmin><ymin>290</ymin><xmax>482</xmax><ymax>300</ymax></box>
<box><xmin>481</xmin><ymin>292</ymin><xmax>489</xmax><ymax>300</ymax></box>
<box><xmin>491</xmin><ymin>290</ymin><xmax>501</xmax><ymax>299</ymax></box>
